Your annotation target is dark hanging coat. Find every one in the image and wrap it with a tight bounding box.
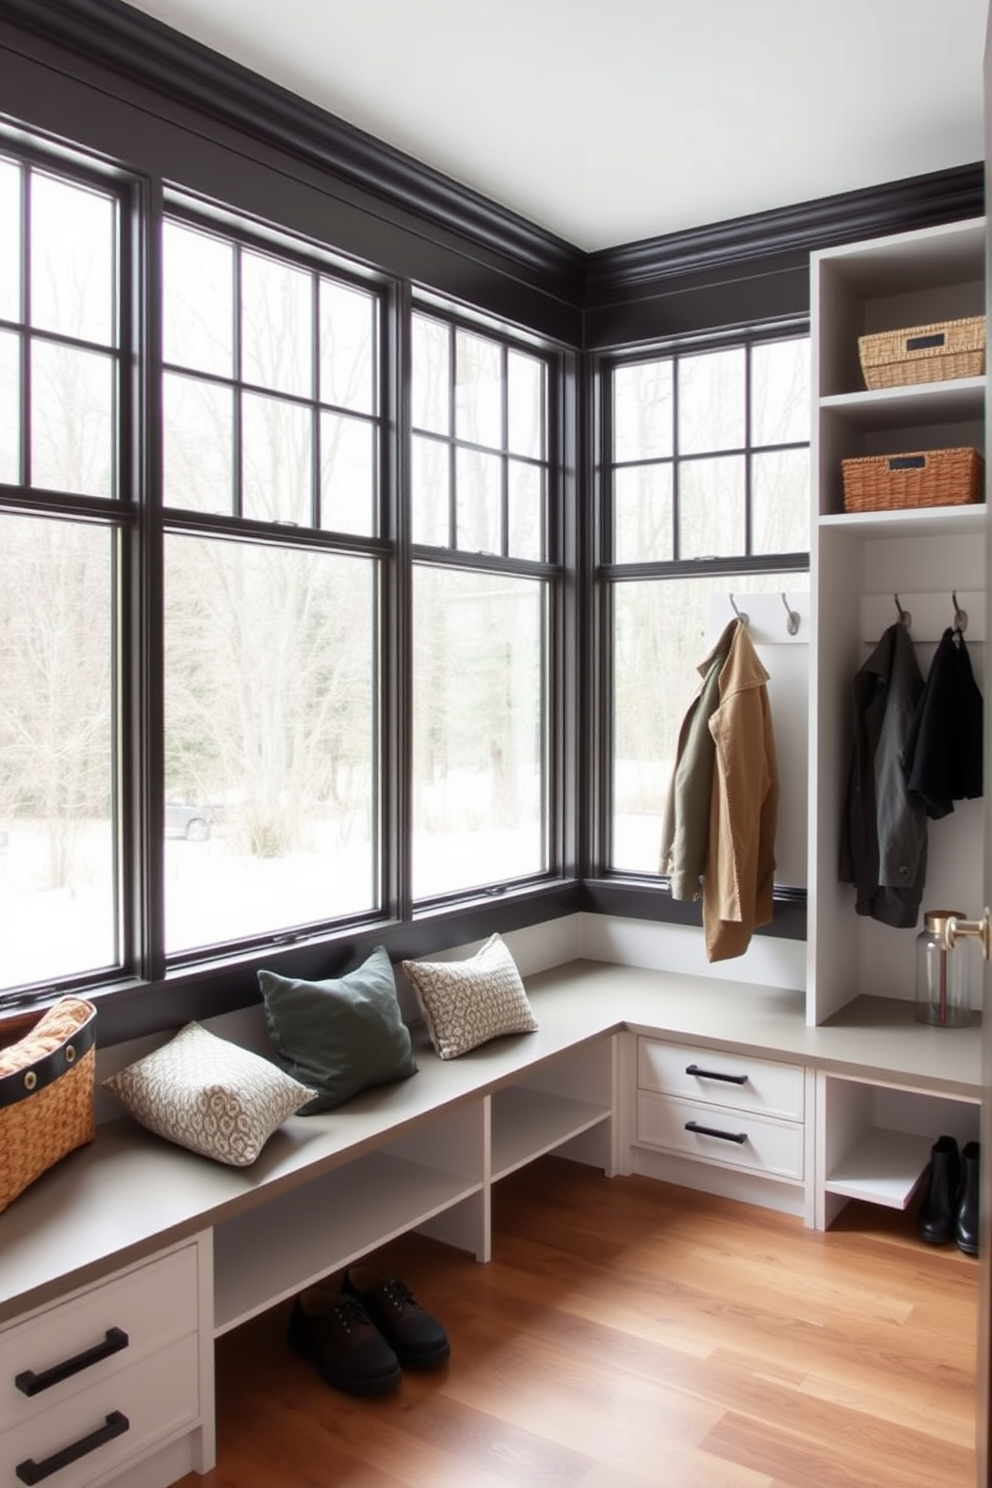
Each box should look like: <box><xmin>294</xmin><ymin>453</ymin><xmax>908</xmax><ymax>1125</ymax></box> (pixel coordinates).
<box><xmin>905</xmin><ymin>627</ymin><xmax>983</xmax><ymax>819</ymax></box>
<box><xmin>838</xmin><ymin>621</ymin><xmax>927</xmax><ymax>929</ymax></box>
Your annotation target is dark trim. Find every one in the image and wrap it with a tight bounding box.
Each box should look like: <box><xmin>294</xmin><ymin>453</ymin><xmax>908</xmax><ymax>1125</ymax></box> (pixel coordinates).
<box><xmin>582</xmin><ymin>879</ymin><xmax>808</xmax><ymax>942</ymax></box>
<box><xmin>585</xmin><ymin>163</ymin><xmax>985</xmax><ymax>303</ymax></box>
<box><xmin>2</xmin><ymin>0</ymin><xmax>586</xmax><ymax>300</ymax></box>
<box><xmin>90</xmin><ymin>882</ymin><xmax>584</xmax><ymax>1046</ymax></box>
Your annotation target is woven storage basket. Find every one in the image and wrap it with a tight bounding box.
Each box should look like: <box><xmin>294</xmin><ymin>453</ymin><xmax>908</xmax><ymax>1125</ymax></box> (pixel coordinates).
<box><xmin>842</xmin><ymin>447</ymin><xmax>985</xmax><ymax>514</ymax></box>
<box><xmin>859</xmin><ymin>315</ymin><xmax>985</xmax><ymax>390</ymax></box>
<box><xmin>0</xmin><ymin>997</ymin><xmax>97</xmax><ymax>1214</ymax></box>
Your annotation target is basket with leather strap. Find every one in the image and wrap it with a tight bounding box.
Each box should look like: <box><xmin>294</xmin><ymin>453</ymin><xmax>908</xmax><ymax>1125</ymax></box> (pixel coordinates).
<box><xmin>841</xmin><ymin>447</ymin><xmax>985</xmax><ymax>514</ymax></box>
<box><xmin>0</xmin><ymin>997</ymin><xmax>97</xmax><ymax>1214</ymax></box>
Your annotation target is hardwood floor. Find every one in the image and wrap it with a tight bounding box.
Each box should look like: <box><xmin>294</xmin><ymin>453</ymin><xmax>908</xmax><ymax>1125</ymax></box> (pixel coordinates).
<box><xmin>180</xmin><ymin>1156</ymin><xmax>978</xmax><ymax>1488</ymax></box>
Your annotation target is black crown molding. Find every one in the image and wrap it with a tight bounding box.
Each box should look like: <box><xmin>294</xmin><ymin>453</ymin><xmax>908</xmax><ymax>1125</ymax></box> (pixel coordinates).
<box><xmin>0</xmin><ymin>0</ymin><xmax>983</xmax><ymax>334</ymax></box>
<box><xmin>1</xmin><ymin>0</ymin><xmax>588</xmax><ymax>300</ymax></box>
<box><xmin>585</xmin><ymin>163</ymin><xmax>985</xmax><ymax>304</ymax></box>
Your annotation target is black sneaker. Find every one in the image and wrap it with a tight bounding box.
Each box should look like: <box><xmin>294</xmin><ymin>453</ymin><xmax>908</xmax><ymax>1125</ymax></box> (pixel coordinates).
<box><xmin>287</xmin><ymin>1287</ymin><xmax>402</xmax><ymax>1395</ymax></box>
<box><xmin>343</xmin><ymin>1266</ymin><xmax>450</xmax><ymax>1369</ymax></box>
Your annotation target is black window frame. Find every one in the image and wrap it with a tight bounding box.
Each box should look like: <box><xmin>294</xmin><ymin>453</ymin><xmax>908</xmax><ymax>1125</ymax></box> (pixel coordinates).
<box><xmin>589</xmin><ymin>323</ymin><xmax>812</xmax><ymax>891</ymax></box>
<box><xmin>0</xmin><ymin>123</ymin><xmax>576</xmax><ymax>1020</ymax></box>
<box><xmin>407</xmin><ymin>295</ymin><xmax>567</xmax><ymax>912</ymax></box>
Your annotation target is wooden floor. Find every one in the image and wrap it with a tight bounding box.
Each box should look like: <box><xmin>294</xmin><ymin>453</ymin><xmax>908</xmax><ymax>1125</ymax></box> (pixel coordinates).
<box><xmin>179</xmin><ymin>1156</ymin><xmax>979</xmax><ymax>1488</ymax></box>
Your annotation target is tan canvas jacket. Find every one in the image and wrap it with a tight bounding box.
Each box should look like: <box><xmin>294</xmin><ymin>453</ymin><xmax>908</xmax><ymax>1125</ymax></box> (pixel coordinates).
<box><xmin>703</xmin><ymin>620</ymin><xmax>779</xmax><ymax>962</ymax></box>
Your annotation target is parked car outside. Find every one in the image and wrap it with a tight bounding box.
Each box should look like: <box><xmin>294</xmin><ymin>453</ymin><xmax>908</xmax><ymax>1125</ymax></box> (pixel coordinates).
<box><xmin>165</xmin><ymin>801</ymin><xmax>212</xmax><ymax>842</ymax></box>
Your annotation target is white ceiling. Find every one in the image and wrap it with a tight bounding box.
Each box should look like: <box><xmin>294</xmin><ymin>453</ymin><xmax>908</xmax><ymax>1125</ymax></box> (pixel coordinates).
<box><xmin>122</xmin><ymin>0</ymin><xmax>989</xmax><ymax>252</ymax></box>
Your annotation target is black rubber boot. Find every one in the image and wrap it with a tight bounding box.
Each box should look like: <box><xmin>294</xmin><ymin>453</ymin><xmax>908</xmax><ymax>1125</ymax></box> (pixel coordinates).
<box><xmin>955</xmin><ymin>1141</ymin><xmax>980</xmax><ymax>1257</ymax></box>
<box><xmin>917</xmin><ymin>1135</ymin><xmax>961</xmax><ymax>1245</ymax></box>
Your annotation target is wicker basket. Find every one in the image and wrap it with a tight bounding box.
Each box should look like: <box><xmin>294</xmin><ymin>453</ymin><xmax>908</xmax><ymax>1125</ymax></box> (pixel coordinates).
<box><xmin>0</xmin><ymin>997</ymin><xmax>96</xmax><ymax>1214</ymax></box>
<box><xmin>841</xmin><ymin>447</ymin><xmax>985</xmax><ymax>514</ymax></box>
<box><xmin>859</xmin><ymin>315</ymin><xmax>985</xmax><ymax>390</ymax></box>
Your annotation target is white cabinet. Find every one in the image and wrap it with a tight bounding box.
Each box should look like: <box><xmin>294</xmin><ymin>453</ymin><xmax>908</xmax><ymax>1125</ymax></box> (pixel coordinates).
<box><xmin>0</xmin><ymin>1240</ymin><xmax>212</xmax><ymax>1488</ymax></box>
<box><xmin>807</xmin><ymin>216</ymin><xmax>987</xmax><ymax>1225</ymax></box>
<box><xmin>630</xmin><ymin>1037</ymin><xmax>809</xmax><ymax>1217</ymax></box>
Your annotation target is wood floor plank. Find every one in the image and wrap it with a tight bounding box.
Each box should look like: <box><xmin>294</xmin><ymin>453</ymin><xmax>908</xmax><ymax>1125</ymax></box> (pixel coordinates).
<box><xmin>177</xmin><ymin>1157</ymin><xmax>978</xmax><ymax>1488</ymax></box>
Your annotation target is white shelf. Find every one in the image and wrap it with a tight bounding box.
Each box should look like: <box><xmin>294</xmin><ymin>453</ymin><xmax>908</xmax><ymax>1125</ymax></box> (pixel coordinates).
<box><xmin>820</xmin><ymin>376</ymin><xmax>985</xmax><ymax>429</ymax></box>
<box><xmin>212</xmin><ymin>1151</ymin><xmax>482</xmax><ymax>1335</ymax></box>
<box><xmin>824</xmin><ymin>1127</ymin><xmax>932</xmax><ymax>1210</ymax></box>
<box><xmin>818</xmin><ymin>502</ymin><xmax>988</xmax><ymax>540</ymax></box>
<box><xmin>491</xmin><ymin>1087</ymin><xmax>611</xmax><ymax>1181</ymax></box>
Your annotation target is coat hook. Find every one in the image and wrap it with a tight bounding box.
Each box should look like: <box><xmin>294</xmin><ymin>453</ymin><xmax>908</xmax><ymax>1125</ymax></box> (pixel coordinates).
<box><xmin>952</xmin><ymin>590</ymin><xmax>968</xmax><ymax>633</ymax></box>
<box><xmin>781</xmin><ymin>592</ymin><xmax>800</xmax><ymax>636</ymax></box>
<box><xmin>894</xmin><ymin>593</ymin><xmax>912</xmax><ymax>629</ymax></box>
<box><xmin>729</xmin><ymin>593</ymin><xmax>749</xmax><ymax>626</ymax></box>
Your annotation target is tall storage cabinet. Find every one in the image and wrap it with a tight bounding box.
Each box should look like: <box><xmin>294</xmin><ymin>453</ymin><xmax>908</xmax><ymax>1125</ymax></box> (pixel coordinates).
<box><xmin>808</xmin><ymin>218</ymin><xmax>986</xmax><ymax>1224</ymax></box>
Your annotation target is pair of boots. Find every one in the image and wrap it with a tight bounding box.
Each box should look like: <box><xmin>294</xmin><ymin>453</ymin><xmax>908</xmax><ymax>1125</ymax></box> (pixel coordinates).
<box><xmin>917</xmin><ymin>1136</ymin><xmax>979</xmax><ymax>1255</ymax></box>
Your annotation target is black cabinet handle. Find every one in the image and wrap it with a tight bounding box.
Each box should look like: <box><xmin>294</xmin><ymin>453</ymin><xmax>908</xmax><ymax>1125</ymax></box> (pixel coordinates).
<box><xmin>685</xmin><ymin>1120</ymin><xmax>747</xmax><ymax>1144</ymax></box>
<box><xmin>15</xmin><ymin>1328</ymin><xmax>129</xmax><ymax>1397</ymax></box>
<box><xmin>16</xmin><ymin>1411</ymin><xmax>129</xmax><ymax>1484</ymax></box>
<box><xmin>685</xmin><ymin>1063</ymin><xmax>748</xmax><ymax>1086</ymax></box>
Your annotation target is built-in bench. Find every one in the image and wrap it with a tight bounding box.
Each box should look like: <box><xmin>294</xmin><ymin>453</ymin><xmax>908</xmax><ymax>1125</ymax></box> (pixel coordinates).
<box><xmin>0</xmin><ymin>958</ymin><xmax>981</xmax><ymax>1488</ymax></box>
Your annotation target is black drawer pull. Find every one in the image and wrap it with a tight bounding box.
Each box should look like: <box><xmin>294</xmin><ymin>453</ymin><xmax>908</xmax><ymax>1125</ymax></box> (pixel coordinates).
<box><xmin>685</xmin><ymin>1064</ymin><xmax>748</xmax><ymax>1086</ymax></box>
<box><xmin>16</xmin><ymin>1411</ymin><xmax>129</xmax><ymax>1484</ymax></box>
<box><xmin>15</xmin><ymin>1328</ymin><xmax>129</xmax><ymax>1397</ymax></box>
<box><xmin>685</xmin><ymin>1120</ymin><xmax>747</xmax><ymax>1144</ymax></box>
<box><xmin>905</xmin><ymin>331</ymin><xmax>945</xmax><ymax>350</ymax></box>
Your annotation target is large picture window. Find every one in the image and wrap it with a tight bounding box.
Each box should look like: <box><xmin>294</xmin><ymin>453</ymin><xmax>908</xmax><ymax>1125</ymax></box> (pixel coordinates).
<box><xmin>161</xmin><ymin>210</ymin><xmax>383</xmax><ymax>957</ymax></box>
<box><xmin>0</xmin><ymin>132</ymin><xmax>563</xmax><ymax>1005</ymax></box>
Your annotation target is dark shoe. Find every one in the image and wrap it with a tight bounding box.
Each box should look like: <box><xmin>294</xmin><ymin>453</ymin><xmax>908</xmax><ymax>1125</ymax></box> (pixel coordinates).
<box><xmin>287</xmin><ymin>1288</ymin><xmax>401</xmax><ymax>1395</ymax></box>
<box><xmin>343</xmin><ymin>1266</ymin><xmax>450</xmax><ymax>1369</ymax></box>
<box><xmin>917</xmin><ymin>1135</ymin><xmax>961</xmax><ymax>1245</ymax></box>
<box><xmin>956</xmin><ymin>1141</ymin><xmax>980</xmax><ymax>1256</ymax></box>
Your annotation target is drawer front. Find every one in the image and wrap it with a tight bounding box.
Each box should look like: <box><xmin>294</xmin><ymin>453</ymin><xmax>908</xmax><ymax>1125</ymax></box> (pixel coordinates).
<box><xmin>0</xmin><ymin>1245</ymin><xmax>199</xmax><ymax>1431</ymax></box>
<box><xmin>1</xmin><ymin>1333</ymin><xmax>200</xmax><ymax>1488</ymax></box>
<box><xmin>637</xmin><ymin>1039</ymin><xmax>804</xmax><ymax>1121</ymax></box>
<box><xmin>636</xmin><ymin>1092</ymin><xmax>804</xmax><ymax>1179</ymax></box>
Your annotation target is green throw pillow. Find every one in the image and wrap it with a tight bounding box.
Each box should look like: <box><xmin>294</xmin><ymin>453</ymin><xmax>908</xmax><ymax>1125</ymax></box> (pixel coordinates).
<box><xmin>258</xmin><ymin>946</ymin><xmax>417</xmax><ymax>1113</ymax></box>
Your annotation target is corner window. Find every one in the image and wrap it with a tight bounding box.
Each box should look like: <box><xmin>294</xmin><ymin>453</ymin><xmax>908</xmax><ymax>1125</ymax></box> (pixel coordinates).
<box><xmin>606</xmin><ymin>333</ymin><xmax>810</xmax><ymax>876</ymax></box>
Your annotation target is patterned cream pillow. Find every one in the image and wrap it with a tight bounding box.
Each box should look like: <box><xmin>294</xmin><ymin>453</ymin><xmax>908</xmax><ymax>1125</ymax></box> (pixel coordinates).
<box><xmin>102</xmin><ymin>1022</ymin><xmax>315</xmax><ymax>1166</ymax></box>
<box><xmin>402</xmin><ymin>933</ymin><xmax>538</xmax><ymax>1060</ymax></box>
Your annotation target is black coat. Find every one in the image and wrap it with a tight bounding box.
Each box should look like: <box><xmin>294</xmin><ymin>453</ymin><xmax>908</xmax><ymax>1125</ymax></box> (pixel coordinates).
<box><xmin>839</xmin><ymin>622</ymin><xmax>927</xmax><ymax>929</ymax></box>
<box><xmin>905</xmin><ymin>627</ymin><xmax>983</xmax><ymax>820</ymax></box>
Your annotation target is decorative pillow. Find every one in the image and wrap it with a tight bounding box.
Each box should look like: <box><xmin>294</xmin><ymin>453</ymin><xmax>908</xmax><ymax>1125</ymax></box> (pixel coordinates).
<box><xmin>402</xmin><ymin>933</ymin><xmax>538</xmax><ymax>1060</ymax></box>
<box><xmin>101</xmin><ymin>1021</ymin><xmax>315</xmax><ymax>1166</ymax></box>
<box><xmin>257</xmin><ymin>946</ymin><xmax>417</xmax><ymax>1113</ymax></box>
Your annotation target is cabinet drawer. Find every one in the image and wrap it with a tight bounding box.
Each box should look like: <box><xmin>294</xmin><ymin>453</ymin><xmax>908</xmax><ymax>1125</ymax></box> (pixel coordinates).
<box><xmin>1</xmin><ymin>1333</ymin><xmax>200</xmax><ymax>1488</ymax></box>
<box><xmin>636</xmin><ymin>1092</ymin><xmax>804</xmax><ymax>1180</ymax></box>
<box><xmin>637</xmin><ymin>1040</ymin><xmax>804</xmax><ymax>1121</ymax></box>
<box><xmin>0</xmin><ymin>1244</ymin><xmax>199</xmax><ymax>1430</ymax></box>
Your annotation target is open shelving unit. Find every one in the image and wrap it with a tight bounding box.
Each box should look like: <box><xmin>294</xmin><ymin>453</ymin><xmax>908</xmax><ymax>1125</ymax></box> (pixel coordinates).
<box><xmin>808</xmin><ymin>216</ymin><xmax>987</xmax><ymax>1225</ymax></box>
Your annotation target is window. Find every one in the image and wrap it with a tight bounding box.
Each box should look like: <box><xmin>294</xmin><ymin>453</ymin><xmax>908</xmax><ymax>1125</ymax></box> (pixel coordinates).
<box><xmin>410</xmin><ymin>311</ymin><xmax>553</xmax><ymax>899</ymax></box>
<box><xmin>605</xmin><ymin>333</ymin><xmax>810</xmax><ymax>876</ymax></box>
<box><xmin>161</xmin><ymin>213</ymin><xmax>382</xmax><ymax>956</ymax></box>
<box><xmin>0</xmin><ymin>154</ymin><xmax>124</xmax><ymax>992</ymax></box>
<box><xmin>0</xmin><ymin>130</ymin><xmax>564</xmax><ymax>1005</ymax></box>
